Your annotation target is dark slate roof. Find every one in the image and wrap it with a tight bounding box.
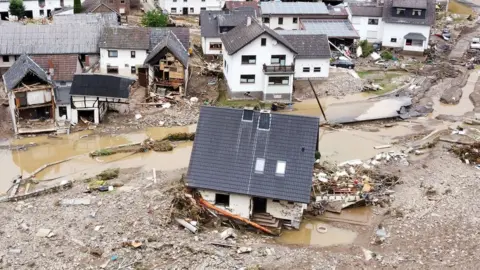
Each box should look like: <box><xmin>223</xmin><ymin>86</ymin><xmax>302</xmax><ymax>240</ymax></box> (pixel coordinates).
<box><xmin>282</xmin><ymin>35</ymin><xmax>330</xmax><ymax>59</ymax></box>
<box><xmin>186</xmin><ymin>106</ymin><xmax>319</xmax><ymax>203</ymax></box>
<box><xmin>99</xmin><ymin>27</ymin><xmax>150</xmax><ymax>50</ymax></box>
<box><xmin>392</xmin><ymin>0</ymin><xmax>427</xmax><ymax>9</ymax></box>
<box><xmin>145</xmin><ymin>31</ymin><xmax>189</xmax><ymax>67</ymax></box>
<box><xmin>3</xmin><ymin>55</ymin><xmax>50</xmax><ymax>91</ymax></box>
<box><xmin>221</xmin><ymin>18</ymin><xmax>297</xmax><ymax>55</ymax></box>
<box><xmin>30</xmin><ymin>54</ymin><xmax>79</xmax><ymax>81</ymax></box>
<box><xmin>383</xmin><ymin>0</ymin><xmax>435</xmax><ymax>25</ymax></box>
<box><xmin>149</xmin><ymin>27</ymin><xmax>190</xmax><ymax>51</ymax></box>
<box><xmin>55</xmin><ymin>85</ymin><xmax>72</xmax><ymax>105</ymax></box>
<box><xmin>200</xmin><ymin>9</ymin><xmax>257</xmax><ymax>38</ymax></box>
<box><xmin>349</xmin><ymin>4</ymin><xmax>384</xmax><ymax>17</ymax></box>
<box><xmin>70</xmin><ymin>74</ymin><xmax>134</xmax><ymax>98</ymax></box>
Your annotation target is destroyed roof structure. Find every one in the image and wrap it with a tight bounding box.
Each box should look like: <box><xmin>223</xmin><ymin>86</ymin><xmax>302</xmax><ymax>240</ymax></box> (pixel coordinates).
<box><xmin>200</xmin><ymin>9</ymin><xmax>257</xmax><ymax>38</ymax></box>
<box><xmin>382</xmin><ymin>0</ymin><xmax>435</xmax><ymax>25</ymax></box>
<box><xmin>187</xmin><ymin>106</ymin><xmax>319</xmax><ymax>203</ymax></box>
<box><xmin>70</xmin><ymin>74</ymin><xmax>134</xmax><ymax>99</ymax></box>
<box><xmin>221</xmin><ymin>18</ymin><xmax>297</xmax><ymax>55</ymax></box>
<box><xmin>150</xmin><ymin>27</ymin><xmax>190</xmax><ymax>52</ymax></box>
<box><xmin>30</xmin><ymin>55</ymin><xmax>80</xmax><ymax>82</ymax></box>
<box><xmin>282</xmin><ymin>35</ymin><xmax>331</xmax><ymax>59</ymax></box>
<box><xmin>99</xmin><ymin>27</ymin><xmax>151</xmax><ymax>50</ymax></box>
<box><xmin>348</xmin><ymin>4</ymin><xmax>384</xmax><ymax>17</ymax></box>
<box><xmin>2</xmin><ymin>54</ymin><xmax>50</xmax><ymax>91</ymax></box>
<box><xmin>260</xmin><ymin>2</ymin><xmax>329</xmax><ymax>15</ymax></box>
<box><xmin>144</xmin><ymin>31</ymin><xmax>189</xmax><ymax>67</ymax></box>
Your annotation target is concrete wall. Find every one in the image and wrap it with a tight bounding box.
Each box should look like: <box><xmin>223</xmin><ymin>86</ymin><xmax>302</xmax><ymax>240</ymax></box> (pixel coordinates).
<box><xmin>0</xmin><ymin>0</ymin><xmax>74</xmax><ymax>19</ymax></box>
<box><xmin>294</xmin><ymin>58</ymin><xmax>329</xmax><ymax>79</ymax></box>
<box><xmin>100</xmin><ymin>48</ymin><xmax>147</xmax><ymax>78</ymax></box>
<box><xmin>263</xmin><ymin>15</ymin><xmax>300</xmax><ymax>30</ymax></box>
<box><xmin>222</xmin><ymin>32</ymin><xmax>295</xmax><ymax>95</ymax></box>
<box><xmin>199</xmin><ymin>189</ymin><xmax>251</xmax><ymax>219</ymax></box>
<box><xmin>161</xmin><ymin>0</ymin><xmax>222</xmax><ymax>15</ymax></box>
<box><xmin>266</xmin><ymin>199</ymin><xmax>306</xmax><ymax>221</ymax></box>
<box><xmin>382</xmin><ymin>23</ymin><xmax>430</xmax><ymax>51</ymax></box>
<box><xmin>351</xmin><ymin>16</ymin><xmax>383</xmax><ymax>42</ymax></box>
<box><xmin>202</xmin><ymin>37</ymin><xmax>223</xmax><ymax>55</ymax></box>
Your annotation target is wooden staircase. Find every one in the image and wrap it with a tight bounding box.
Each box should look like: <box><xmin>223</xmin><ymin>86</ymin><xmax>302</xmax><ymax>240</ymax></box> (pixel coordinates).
<box><xmin>251</xmin><ymin>213</ymin><xmax>280</xmax><ymax>228</ymax></box>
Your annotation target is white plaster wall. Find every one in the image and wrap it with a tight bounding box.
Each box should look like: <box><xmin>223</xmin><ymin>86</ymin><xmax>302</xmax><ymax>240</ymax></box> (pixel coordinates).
<box><xmin>100</xmin><ymin>48</ymin><xmax>148</xmax><ymax>78</ymax></box>
<box><xmin>55</xmin><ymin>104</ymin><xmax>72</xmax><ymax>121</ymax></box>
<box><xmin>222</xmin><ymin>33</ymin><xmax>295</xmax><ymax>93</ymax></box>
<box><xmin>263</xmin><ymin>74</ymin><xmax>293</xmax><ymax>95</ymax></box>
<box><xmin>351</xmin><ymin>16</ymin><xmax>383</xmax><ymax>42</ymax></box>
<box><xmin>0</xmin><ymin>0</ymin><xmax>74</xmax><ymax>19</ymax></box>
<box><xmin>199</xmin><ymin>189</ymin><xmax>251</xmax><ymax>219</ymax></box>
<box><xmin>162</xmin><ymin>0</ymin><xmax>223</xmax><ymax>15</ymax></box>
<box><xmin>202</xmin><ymin>37</ymin><xmax>223</xmax><ymax>55</ymax></box>
<box><xmin>263</xmin><ymin>15</ymin><xmax>299</xmax><ymax>30</ymax></box>
<box><xmin>266</xmin><ymin>199</ymin><xmax>305</xmax><ymax>221</ymax></box>
<box><xmin>294</xmin><ymin>58</ymin><xmax>329</xmax><ymax>79</ymax></box>
<box><xmin>71</xmin><ymin>108</ymin><xmax>99</xmax><ymax>124</ymax></box>
<box><xmin>0</xmin><ymin>55</ymin><xmax>15</xmax><ymax>69</ymax></box>
<box><xmin>382</xmin><ymin>23</ymin><xmax>430</xmax><ymax>51</ymax></box>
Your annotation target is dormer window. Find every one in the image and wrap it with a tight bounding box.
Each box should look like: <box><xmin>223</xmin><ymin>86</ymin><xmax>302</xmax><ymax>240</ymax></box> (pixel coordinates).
<box><xmin>396</xmin><ymin>8</ymin><xmax>405</xmax><ymax>15</ymax></box>
<box><xmin>413</xmin><ymin>9</ymin><xmax>422</xmax><ymax>16</ymax></box>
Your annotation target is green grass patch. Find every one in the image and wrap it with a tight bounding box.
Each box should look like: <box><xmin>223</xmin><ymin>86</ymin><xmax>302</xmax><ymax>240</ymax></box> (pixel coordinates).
<box><xmin>216</xmin><ymin>90</ymin><xmax>271</xmax><ymax>109</ymax></box>
<box><xmin>356</xmin><ymin>71</ymin><xmax>374</xmax><ymax>79</ymax></box>
<box><xmin>362</xmin><ymin>71</ymin><xmax>406</xmax><ymax>95</ymax></box>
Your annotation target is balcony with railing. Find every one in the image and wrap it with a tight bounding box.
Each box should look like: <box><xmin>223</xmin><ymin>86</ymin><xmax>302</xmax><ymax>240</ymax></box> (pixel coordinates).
<box><xmin>262</xmin><ymin>64</ymin><xmax>295</xmax><ymax>74</ymax></box>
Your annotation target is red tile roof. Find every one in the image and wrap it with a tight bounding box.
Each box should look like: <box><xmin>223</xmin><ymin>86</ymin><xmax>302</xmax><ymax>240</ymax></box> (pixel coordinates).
<box><xmin>30</xmin><ymin>54</ymin><xmax>79</xmax><ymax>81</ymax></box>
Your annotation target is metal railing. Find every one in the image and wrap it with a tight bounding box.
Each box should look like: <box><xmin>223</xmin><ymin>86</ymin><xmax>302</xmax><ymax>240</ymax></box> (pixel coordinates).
<box><xmin>263</xmin><ymin>64</ymin><xmax>295</xmax><ymax>73</ymax></box>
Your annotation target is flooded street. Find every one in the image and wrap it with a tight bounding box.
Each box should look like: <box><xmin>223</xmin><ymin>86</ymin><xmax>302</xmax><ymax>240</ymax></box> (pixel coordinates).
<box><xmin>0</xmin><ymin>125</ymin><xmax>196</xmax><ymax>194</ymax></box>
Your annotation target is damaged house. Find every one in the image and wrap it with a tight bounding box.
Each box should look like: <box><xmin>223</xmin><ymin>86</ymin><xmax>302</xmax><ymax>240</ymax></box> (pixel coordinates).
<box><xmin>2</xmin><ymin>55</ymin><xmax>57</xmax><ymax>134</ymax></box>
<box><xmin>187</xmin><ymin>106</ymin><xmax>319</xmax><ymax>228</ymax></box>
<box><xmin>70</xmin><ymin>74</ymin><xmax>134</xmax><ymax>125</ymax></box>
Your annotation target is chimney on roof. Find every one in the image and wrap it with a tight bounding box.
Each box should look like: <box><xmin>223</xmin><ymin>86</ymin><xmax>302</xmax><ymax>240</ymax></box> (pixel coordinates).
<box><xmin>247</xmin><ymin>16</ymin><xmax>251</xmax><ymax>26</ymax></box>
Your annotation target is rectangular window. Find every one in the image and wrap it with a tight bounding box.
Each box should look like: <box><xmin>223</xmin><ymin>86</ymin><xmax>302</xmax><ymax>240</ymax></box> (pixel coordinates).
<box><xmin>261</xmin><ymin>38</ymin><xmax>266</xmax><ymax>46</ymax></box>
<box><xmin>190</xmin><ymin>7</ymin><xmax>194</xmax><ymax>13</ymax></box>
<box><xmin>131</xmin><ymin>66</ymin><xmax>136</xmax><ymax>74</ymax></box>
<box><xmin>131</xmin><ymin>51</ymin><xmax>136</xmax><ymax>58</ymax></box>
<box><xmin>276</xmin><ymin>160</ymin><xmax>286</xmax><ymax>176</ymax></box>
<box><xmin>200</xmin><ymin>7</ymin><xmax>206</xmax><ymax>10</ymax></box>
<box><xmin>58</xmin><ymin>106</ymin><xmax>67</xmax><ymax>117</ymax></box>
<box><xmin>278</xmin><ymin>17</ymin><xmax>283</xmax><ymax>25</ymax></box>
<box><xmin>40</xmin><ymin>10</ymin><xmax>44</xmax><ymax>16</ymax></box>
<box><xmin>263</xmin><ymin>17</ymin><xmax>270</xmax><ymax>23</ymax></box>
<box><xmin>368</xmin><ymin>18</ymin><xmax>378</xmax><ymax>25</ymax></box>
<box><xmin>120</xmin><ymin>0</ymin><xmax>124</xmax><ymax>3</ymax></box>
<box><xmin>202</xmin><ymin>0</ymin><xmax>205</xmax><ymax>1</ymax></box>
<box><xmin>108</xmin><ymin>50</ymin><xmax>118</xmax><ymax>58</ymax></box>
<box><xmin>413</xmin><ymin>9</ymin><xmax>422</xmax><ymax>16</ymax></box>
<box><xmin>390</xmin><ymin>38</ymin><xmax>397</xmax><ymax>43</ymax></box>
<box><xmin>240</xmin><ymin>74</ymin><xmax>255</xmax><ymax>83</ymax></box>
<box><xmin>271</xmin><ymin>55</ymin><xmax>286</xmax><ymax>65</ymax></box>
<box><xmin>255</xmin><ymin>158</ymin><xmax>265</xmax><ymax>173</ymax></box>
<box><xmin>302</xmin><ymin>67</ymin><xmax>310</xmax><ymax>72</ymax></box>
<box><xmin>242</xmin><ymin>109</ymin><xmax>253</xmax><ymax>121</ymax></box>
<box><xmin>314</xmin><ymin>67</ymin><xmax>321</xmax><ymax>72</ymax></box>
<box><xmin>106</xmin><ymin>66</ymin><xmax>119</xmax><ymax>74</ymax></box>
<box><xmin>2</xmin><ymin>55</ymin><xmax>9</xmax><ymax>62</ymax></box>
<box><xmin>215</xmin><ymin>193</ymin><xmax>230</xmax><ymax>206</ymax></box>
<box><xmin>293</xmin><ymin>17</ymin><xmax>298</xmax><ymax>23</ymax></box>
<box><xmin>258</xmin><ymin>112</ymin><xmax>270</xmax><ymax>130</ymax></box>
<box><xmin>209</xmin><ymin>43</ymin><xmax>222</xmax><ymax>50</ymax></box>
<box><xmin>268</xmin><ymin>76</ymin><xmax>289</xmax><ymax>85</ymax></box>
<box><xmin>183</xmin><ymin>0</ymin><xmax>187</xmax><ymax>2</ymax></box>
<box><xmin>396</xmin><ymin>8</ymin><xmax>405</xmax><ymax>15</ymax></box>
<box><xmin>241</xmin><ymin>55</ymin><xmax>256</xmax><ymax>64</ymax></box>
<box><xmin>406</xmin><ymin>39</ymin><xmax>423</xmax><ymax>47</ymax></box>
<box><xmin>171</xmin><ymin>7</ymin><xmax>177</xmax><ymax>13</ymax></box>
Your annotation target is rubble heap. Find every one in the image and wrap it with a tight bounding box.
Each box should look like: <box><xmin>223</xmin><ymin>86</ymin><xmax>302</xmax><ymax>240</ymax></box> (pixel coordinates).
<box><xmin>450</xmin><ymin>142</ymin><xmax>480</xmax><ymax>167</ymax></box>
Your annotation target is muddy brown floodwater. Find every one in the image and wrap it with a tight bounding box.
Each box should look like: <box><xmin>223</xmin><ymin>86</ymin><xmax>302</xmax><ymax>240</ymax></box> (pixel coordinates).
<box><xmin>0</xmin><ymin>125</ymin><xmax>197</xmax><ymax>194</ymax></box>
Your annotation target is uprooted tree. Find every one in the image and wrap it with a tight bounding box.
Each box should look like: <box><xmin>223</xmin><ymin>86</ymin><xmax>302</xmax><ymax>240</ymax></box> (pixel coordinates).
<box><xmin>141</xmin><ymin>10</ymin><xmax>168</xmax><ymax>27</ymax></box>
<box><xmin>9</xmin><ymin>0</ymin><xmax>25</xmax><ymax>18</ymax></box>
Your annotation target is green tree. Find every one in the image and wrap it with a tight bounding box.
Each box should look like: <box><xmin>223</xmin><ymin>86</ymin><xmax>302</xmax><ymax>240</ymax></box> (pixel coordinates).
<box><xmin>9</xmin><ymin>0</ymin><xmax>25</xmax><ymax>18</ymax></box>
<box><xmin>141</xmin><ymin>10</ymin><xmax>168</xmax><ymax>27</ymax></box>
<box><xmin>74</xmin><ymin>0</ymin><xmax>82</xmax><ymax>14</ymax></box>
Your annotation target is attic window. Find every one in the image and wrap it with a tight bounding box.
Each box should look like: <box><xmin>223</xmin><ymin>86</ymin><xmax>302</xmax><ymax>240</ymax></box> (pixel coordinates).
<box><xmin>255</xmin><ymin>158</ymin><xmax>265</xmax><ymax>173</ymax></box>
<box><xmin>258</xmin><ymin>112</ymin><xmax>270</xmax><ymax>130</ymax></box>
<box><xmin>396</xmin><ymin>8</ymin><xmax>405</xmax><ymax>15</ymax></box>
<box><xmin>413</xmin><ymin>9</ymin><xmax>422</xmax><ymax>16</ymax></box>
<box><xmin>242</xmin><ymin>109</ymin><xmax>253</xmax><ymax>121</ymax></box>
<box><xmin>263</xmin><ymin>17</ymin><xmax>270</xmax><ymax>23</ymax></box>
<box><xmin>276</xmin><ymin>161</ymin><xmax>286</xmax><ymax>176</ymax></box>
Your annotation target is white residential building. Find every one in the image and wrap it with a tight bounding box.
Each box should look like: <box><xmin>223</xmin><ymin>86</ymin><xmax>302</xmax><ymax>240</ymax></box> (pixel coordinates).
<box><xmin>348</xmin><ymin>4</ymin><xmax>384</xmax><ymax>42</ymax></box>
<box><xmin>0</xmin><ymin>0</ymin><xmax>74</xmax><ymax>20</ymax></box>
<box><xmin>159</xmin><ymin>0</ymin><xmax>223</xmax><ymax>15</ymax></box>
<box><xmin>221</xmin><ymin>18</ymin><xmax>297</xmax><ymax>102</ymax></box>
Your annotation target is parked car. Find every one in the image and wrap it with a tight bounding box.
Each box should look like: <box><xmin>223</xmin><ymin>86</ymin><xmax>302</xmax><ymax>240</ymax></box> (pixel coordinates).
<box><xmin>471</xmin><ymin>38</ymin><xmax>480</xmax><ymax>49</ymax></box>
<box><xmin>330</xmin><ymin>59</ymin><xmax>355</xmax><ymax>69</ymax></box>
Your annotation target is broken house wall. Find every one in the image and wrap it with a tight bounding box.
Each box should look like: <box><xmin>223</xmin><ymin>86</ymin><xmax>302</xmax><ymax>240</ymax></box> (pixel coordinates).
<box><xmin>71</xmin><ymin>96</ymin><xmax>118</xmax><ymax>124</ymax></box>
<box><xmin>265</xmin><ymin>199</ymin><xmax>305</xmax><ymax>222</ymax></box>
<box><xmin>99</xmin><ymin>48</ymin><xmax>148</xmax><ymax>78</ymax></box>
<box><xmin>55</xmin><ymin>104</ymin><xmax>72</xmax><ymax>121</ymax></box>
<box><xmin>198</xmin><ymin>189</ymin><xmax>251</xmax><ymax>219</ymax></box>
<box><xmin>158</xmin><ymin>53</ymin><xmax>185</xmax><ymax>80</ymax></box>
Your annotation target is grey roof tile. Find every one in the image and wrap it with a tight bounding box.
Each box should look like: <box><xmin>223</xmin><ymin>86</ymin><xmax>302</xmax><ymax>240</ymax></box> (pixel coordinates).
<box><xmin>221</xmin><ymin>18</ymin><xmax>296</xmax><ymax>55</ymax></box>
<box><xmin>53</xmin><ymin>12</ymin><xmax>118</xmax><ymax>26</ymax></box>
<box><xmin>3</xmin><ymin>55</ymin><xmax>50</xmax><ymax>91</ymax></box>
<box><xmin>392</xmin><ymin>0</ymin><xmax>427</xmax><ymax>9</ymax></box>
<box><xmin>298</xmin><ymin>19</ymin><xmax>359</xmax><ymax>38</ymax></box>
<box><xmin>55</xmin><ymin>85</ymin><xmax>72</xmax><ymax>105</ymax></box>
<box><xmin>99</xmin><ymin>27</ymin><xmax>150</xmax><ymax>50</ymax></box>
<box><xmin>383</xmin><ymin>0</ymin><xmax>435</xmax><ymax>25</ymax></box>
<box><xmin>186</xmin><ymin>106</ymin><xmax>319</xmax><ymax>203</ymax></box>
<box><xmin>282</xmin><ymin>35</ymin><xmax>330</xmax><ymax>59</ymax></box>
<box><xmin>349</xmin><ymin>4</ymin><xmax>384</xmax><ymax>17</ymax></box>
<box><xmin>70</xmin><ymin>74</ymin><xmax>134</xmax><ymax>98</ymax></box>
<box><xmin>260</xmin><ymin>2</ymin><xmax>329</xmax><ymax>15</ymax></box>
<box><xmin>200</xmin><ymin>9</ymin><xmax>257</xmax><ymax>38</ymax></box>
<box><xmin>145</xmin><ymin>31</ymin><xmax>189</xmax><ymax>67</ymax></box>
<box><xmin>149</xmin><ymin>27</ymin><xmax>190</xmax><ymax>51</ymax></box>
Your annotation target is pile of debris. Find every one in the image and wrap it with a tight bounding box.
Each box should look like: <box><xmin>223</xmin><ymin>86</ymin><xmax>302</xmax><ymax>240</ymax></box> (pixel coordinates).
<box><xmin>309</xmin><ymin>152</ymin><xmax>404</xmax><ymax>215</ymax></box>
<box><xmin>450</xmin><ymin>142</ymin><xmax>480</xmax><ymax>168</ymax></box>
